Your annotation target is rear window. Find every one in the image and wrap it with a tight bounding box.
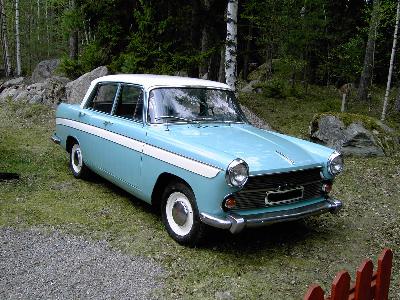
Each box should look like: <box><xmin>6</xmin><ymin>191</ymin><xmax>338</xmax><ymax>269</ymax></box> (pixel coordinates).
<box><xmin>86</xmin><ymin>83</ymin><xmax>118</xmax><ymax>114</ymax></box>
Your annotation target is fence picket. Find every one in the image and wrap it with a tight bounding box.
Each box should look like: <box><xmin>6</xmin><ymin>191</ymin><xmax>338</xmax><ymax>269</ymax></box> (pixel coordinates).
<box><xmin>303</xmin><ymin>249</ymin><xmax>393</xmax><ymax>300</ymax></box>
<box><xmin>330</xmin><ymin>271</ymin><xmax>351</xmax><ymax>300</ymax></box>
<box><xmin>304</xmin><ymin>285</ymin><xmax>324</xmax><ymax>300</ymax></box>
<box><xmin>374</xmin><ymin>249</ymin><xmax>393</xmax><ymax>300</ymax></box>
<box><xmin>354</xmin><ymin>260</ymin><xmax>373</xmax><ymax>300</ymax></box>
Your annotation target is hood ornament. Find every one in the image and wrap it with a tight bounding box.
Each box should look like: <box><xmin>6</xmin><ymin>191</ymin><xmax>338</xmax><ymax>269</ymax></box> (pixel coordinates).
<box><xmin>275</xmin><ymin>150</ymin><xmax>295</xmax><ymax>165</ymax></box>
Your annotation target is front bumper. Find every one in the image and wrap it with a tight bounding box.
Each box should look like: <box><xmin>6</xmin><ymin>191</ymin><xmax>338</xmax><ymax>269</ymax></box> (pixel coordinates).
<box><xmin>200</xmin><ymin>198</ymin><xmax>342</xmax><ymax>234</ymax></box>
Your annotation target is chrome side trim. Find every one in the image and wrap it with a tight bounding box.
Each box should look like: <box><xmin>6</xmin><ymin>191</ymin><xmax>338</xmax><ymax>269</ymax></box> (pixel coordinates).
<box><xmin>51</xmin><ymin>133</ymin><xmax>61</xmax><ymax>144</ymax></box>
<box><xmin>56</xmin><ymin>118</ymin><xmax>221</xmax><ymax>178</ymax></box>
<box><xmin>200</xmin><ymin>198</ymin><xmax>343</xmax><ymax>234</ymax></box>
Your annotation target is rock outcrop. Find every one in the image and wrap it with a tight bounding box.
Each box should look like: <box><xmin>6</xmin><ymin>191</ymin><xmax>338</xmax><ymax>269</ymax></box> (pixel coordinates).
<box><xmin>310</xmin><ymin>114</ymin><xmax>399</xmax><ymax>156</ymax></box>
<box><xmin>65</xmin><ymin>66</ymin><xmax>109</xmax><ymax>104</ymax></box>
<box><xmin>0</xmin><ymin>77</ymin><xmax>25</xmax><ymax>92</ymax></box>
<box><xmin>0</xmin><ymin>76</ymin><xmax>70</xmax><ymax>105</ymax></box>
<box><xmin>31</xmin><ymin>59</ymin><xmax>61</xmax><ymax>83</ymax></box>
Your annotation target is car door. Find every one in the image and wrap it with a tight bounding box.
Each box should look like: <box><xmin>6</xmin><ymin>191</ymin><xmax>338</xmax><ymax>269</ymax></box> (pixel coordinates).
<box><xmin>79</xmin><ymin>82</ymin><xmax>119</xmax><ymax>174</ymax></box>
<box><xmin>105</xmin><ymin>83</ymin><xmax>146</xmax><ymax>193</ymax></box>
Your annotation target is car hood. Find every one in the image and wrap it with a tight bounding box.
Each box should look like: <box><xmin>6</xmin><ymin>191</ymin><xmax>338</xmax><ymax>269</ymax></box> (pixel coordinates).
<box><xmin>162</xmin><ymin>124</ymin><xmax>333</xmax><ymax>174</ymax></box>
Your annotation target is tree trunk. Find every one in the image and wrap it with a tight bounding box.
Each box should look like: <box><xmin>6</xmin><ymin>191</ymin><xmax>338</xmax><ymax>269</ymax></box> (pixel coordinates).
<box><xmin>188</xmin><ymin>0</ymin><xmax>200</xmax><ymax>78</ymax></box>
<box><xmin>225</xmin><ymin>0</ymin><xmax>238</xmax><ymax>90</ymax></box>
<box><xmin>0</xmin><ymin>0</ymin><xmax>12</xmax><ymax>76</ymax></box>
<box><xmin>199</xmin><ymin>23</ymin><xmax>210</xmax><ymax>78</ymax></box>
<box><xmin>69</xmin><ymin>0</ymin><xmax>78</xmax><ymax>60</ymax></box>
<box><xmin>218</xmin><ymin>47</ymin><xmax>225</xmax><ymax>83</ymax></box>
<box><xmin>45</xmin><ymin>0</ymin><xmax>49</xmax><ymax>57</ymax></box>
<box><xmin>15</xmin><ymin>0</ymin><xmax>21</xmax><ymax>76</ymax></box>
<box><xmin>357</xmin><ymin>0</ymin><xmax>380</xmax><ymax>102</ymax></box>
<box><xmin>395</xmin><ymin>85</ymin><xmax>400</xmax><ymax>112</ymax></box>
<box><xmin>341</xmin><ymin>94</ymin><xmax>347</xmax><ymax>112</ymax></box>
<box><xmin>242</xmin><ymin>22</ymin><xmax>252</xmax><ymax>81</ymax></box>
<box><xmin>381</xmin><ymin>0</ymin><xmax>400</xmax><ymax>121</ymax></box>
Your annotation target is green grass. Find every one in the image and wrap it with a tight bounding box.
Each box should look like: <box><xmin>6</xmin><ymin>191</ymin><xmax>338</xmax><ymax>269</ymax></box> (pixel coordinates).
<box><xmin>239</xmin><ymin>84</ymin><xmax>400</xmax><ymax>138</ymax></box>
<box><xmin>1</xmin><ymin>98</ymin><xmax>399</xmax><ymax>299</ymax></box>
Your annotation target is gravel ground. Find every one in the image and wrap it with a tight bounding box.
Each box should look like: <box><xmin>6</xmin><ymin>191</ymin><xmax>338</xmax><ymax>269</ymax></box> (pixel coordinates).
<box><xmin>0</xmin><ymin>227</ymin><xmax>163</xmax><ymax>300</ymax></box>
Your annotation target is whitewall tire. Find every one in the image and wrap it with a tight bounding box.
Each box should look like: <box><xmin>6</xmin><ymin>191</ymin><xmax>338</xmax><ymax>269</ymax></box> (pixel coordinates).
<box><xmin>69</xmin><ymin>143</ymin><xmax>89</xmax><ymax>178</ymax></box>
<box><xmin>161</xmin><ymin>181</ymin><xmax>206</xmax><ymax>246</ymax></box>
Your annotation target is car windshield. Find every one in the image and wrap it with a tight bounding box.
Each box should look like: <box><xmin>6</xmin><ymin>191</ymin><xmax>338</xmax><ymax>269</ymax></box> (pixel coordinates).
<box><xmin>147</xmin><ymin>87</ymin><xmax>247</xmax><ymax>124</ymax></box>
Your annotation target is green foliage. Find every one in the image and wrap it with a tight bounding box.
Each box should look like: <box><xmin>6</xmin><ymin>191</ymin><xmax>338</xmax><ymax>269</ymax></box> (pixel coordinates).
<box><xmin>59</xmin><ymin>56</ymin><xmax>84</xmax><ymax>79</ymax></box>
<box><xmin>255</xmin><ymin>78</ymin><xmax>288</xmax><ymax>99</ymax></box>
<box><xmin>329</xmin><ymin>36</ymin><xmax>365</xmax><ymax>84</ymax></box>
<box><xmin>273</xmin><ymin>57</ymin><xmax>307</xmax><ymax>80</ymax></box>
<box><xmin>109</xmin><ymin>1</ymin><xmax>196</xmax><ymax>75</ymax></box>
<box><xmin>79</xmin><ymin>43</ymin><xmax>108</xmax><ymax>72</ymax></box>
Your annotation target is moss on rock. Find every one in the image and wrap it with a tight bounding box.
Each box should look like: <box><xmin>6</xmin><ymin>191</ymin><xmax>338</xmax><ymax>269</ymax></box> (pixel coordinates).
<box><xmin>311</xmin><ymin>112</ymin><xmax>400</xmax><ymax>156</ymax></box>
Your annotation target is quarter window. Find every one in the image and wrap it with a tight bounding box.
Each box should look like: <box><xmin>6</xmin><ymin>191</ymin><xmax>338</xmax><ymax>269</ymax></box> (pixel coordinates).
<box><xmin>86</xmin><ymin>83</ymin><xmax>118</xmax><ymax>114</ymax></box>
<box><xmin>114</xmin><ymin>84</ymin><xmax>143</xmax><ymax>121</ymax></box>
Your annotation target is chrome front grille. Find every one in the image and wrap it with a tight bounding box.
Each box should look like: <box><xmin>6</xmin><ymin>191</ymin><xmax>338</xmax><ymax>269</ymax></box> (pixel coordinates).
<box><xmin>231</xmin><ymin>168</ymin><xmax>324</xmax><ymax>211</ymax></box>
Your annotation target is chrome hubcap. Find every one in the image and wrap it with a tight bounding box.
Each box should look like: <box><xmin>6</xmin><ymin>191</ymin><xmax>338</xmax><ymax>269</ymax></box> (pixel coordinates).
<box><xmin>71</xmin><ymin>144</ymin><xmax>83</xmax><ymax>173</ymax></box>
<box><xmin>172</xmin><ymin>200</ymin><xmax>189</xmax><ymax>226</ymax></box>
<box><xmin>73</xmin><ymin>150</ymin><xmax>81</xmax><ymax>167</ymax></box>
<box><xmin>166</xmin><ymin>192</ymin><xmax>194</xmax><ymax>236</ymax></box>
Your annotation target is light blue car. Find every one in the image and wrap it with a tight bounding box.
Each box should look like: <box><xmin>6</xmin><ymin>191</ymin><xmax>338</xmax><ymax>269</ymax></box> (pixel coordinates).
<box><xmin>52</xmin><ymin>74</ymin><xmax>343</xmax><ymax>246</ymax></box>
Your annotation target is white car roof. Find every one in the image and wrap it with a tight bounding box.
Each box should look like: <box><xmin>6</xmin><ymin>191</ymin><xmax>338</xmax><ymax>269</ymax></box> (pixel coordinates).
<box><xmin>93</xmin><ymin>74</ymin><xmax>231</xmax><ymax>91</ymax></box>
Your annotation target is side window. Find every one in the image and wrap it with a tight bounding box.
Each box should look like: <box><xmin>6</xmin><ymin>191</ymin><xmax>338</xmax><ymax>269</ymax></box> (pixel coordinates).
<box><xmin>86</xmin><ymin>83</ymin><xmax>118</xmax><ymax>114</ymax></box>
<box><xmin>114</xmin><ymin>84</ymin><xmax>143</xmax><ymax>121</ymax></box>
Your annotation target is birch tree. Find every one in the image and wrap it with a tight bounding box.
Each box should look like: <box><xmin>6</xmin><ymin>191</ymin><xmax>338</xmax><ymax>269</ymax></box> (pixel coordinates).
<box><xmin>381</xmin><ymin>0</ymin><xmax>400</xmax><ymax>121</ymax></box>
<box><xmin>0</xmin><ymin>0</ymin><xmax>12</xmax><ymax>76</ymax></box>
<box><xmin>225</xmin><ymin>0</ymin><xmax>238</xmax><ymax>90</ymax></box>
<box><xmin>15</xmin><ymin>0</ymin><xmax>21</xmax><ymax>76</ymax></box>
<box><xmin>357</xmin><ymin>0</ymin><xmax>380</xmax><ymax>102</ymax></box>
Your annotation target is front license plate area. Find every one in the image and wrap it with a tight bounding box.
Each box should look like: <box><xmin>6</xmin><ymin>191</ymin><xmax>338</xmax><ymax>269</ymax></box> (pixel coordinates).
<box><xmin>265</xmin><ymin>186</ymin><xmax>304</xmax><ymax>204</ymax></box>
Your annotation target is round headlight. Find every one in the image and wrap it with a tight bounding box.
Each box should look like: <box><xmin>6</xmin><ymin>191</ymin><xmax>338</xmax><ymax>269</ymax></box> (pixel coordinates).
<box><xmin>226</xmin><ymin>159</ymin><xmax>249</xmax><ymax>187</ymax></box>
<box><xmin>328</xmin><ymin>152</ymin><xmax>344</xmax><ymax>176</ymax></box>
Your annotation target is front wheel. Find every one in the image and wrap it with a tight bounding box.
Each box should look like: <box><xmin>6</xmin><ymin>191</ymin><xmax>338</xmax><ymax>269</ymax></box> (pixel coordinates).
<box><xmin>69</xmin><ymin>143</ymin><xmax>89</xmax><ymax>179</ymax></box>
<box><xmin>161</xmin><ymin>181</ymin><xmax>206</xmax><ymax>246</ymax></box>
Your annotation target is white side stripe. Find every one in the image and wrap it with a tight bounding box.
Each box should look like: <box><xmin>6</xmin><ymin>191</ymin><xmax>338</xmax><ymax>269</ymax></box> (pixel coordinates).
<box><xmin>56</xmin><ymin>118</ymin><xmax>221</xmax><ymax>178</ymax></box>
<box><xmin>57</xmin><ymin>118</ymin><xmax>144</xmax><ymax>152</ymax></box>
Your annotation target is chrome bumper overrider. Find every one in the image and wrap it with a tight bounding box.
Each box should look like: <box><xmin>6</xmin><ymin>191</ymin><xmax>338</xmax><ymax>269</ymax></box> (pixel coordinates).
<box><xmin>51</xmin><ymin>133</ymin><xmax>61</xmax><ymax>145</ymax></box>
<box><xmin>200</xmin><ymin>198</ymin><xmax>343</xmax><ymax>234</ymax></box>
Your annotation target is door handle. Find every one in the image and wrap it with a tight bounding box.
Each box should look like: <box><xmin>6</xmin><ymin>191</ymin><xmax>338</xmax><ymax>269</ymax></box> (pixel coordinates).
<box><xmin>78</xmin><ymin>111</ymin><xmax>86</xmax><ymax>117</ymax></box>
<box><xmin>103</xmin><ymin>120</ymin><xmax>113</xmax><ymax>126</ymax></box>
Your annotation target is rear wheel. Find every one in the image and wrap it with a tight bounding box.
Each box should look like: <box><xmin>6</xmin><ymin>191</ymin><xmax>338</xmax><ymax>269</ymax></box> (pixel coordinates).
<box><xmin>161</xmin><ymin>181</ymin><xmax>206</xmax><ymax>246</ymax></box>
<box><xmin>69</xmin><ymin>143</ymin><xmax>89</xmax><ymax>178</ymax></box>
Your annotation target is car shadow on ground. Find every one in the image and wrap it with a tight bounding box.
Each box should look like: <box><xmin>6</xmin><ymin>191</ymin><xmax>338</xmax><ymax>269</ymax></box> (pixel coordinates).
<box><xmin>201</xmin><ymin>218</ymin><xmax>337</xmax><ymax>252</ymax></box>
<box><xmin>81</xmin><ymin>171</ymin><xmax>341</xmax><ymax>252</ymax></box>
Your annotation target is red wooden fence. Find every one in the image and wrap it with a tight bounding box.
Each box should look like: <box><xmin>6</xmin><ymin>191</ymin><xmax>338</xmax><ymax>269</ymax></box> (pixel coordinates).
<box><xmin>304</xmin><ymin>248</ymin><xmax>393</xmax><ymax>300</ymax></box>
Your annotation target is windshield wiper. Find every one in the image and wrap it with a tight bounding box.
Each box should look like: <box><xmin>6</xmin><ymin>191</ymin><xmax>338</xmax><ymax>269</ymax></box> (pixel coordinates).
<box><xmin>193</xmin><ymin>117</ymin><xmax>214</xmax><ymax>122</ymax></box>
<box><xmin>155</xmin><ymin>116</ymin><xmax>199</xmax><ymax>125</ymax></box>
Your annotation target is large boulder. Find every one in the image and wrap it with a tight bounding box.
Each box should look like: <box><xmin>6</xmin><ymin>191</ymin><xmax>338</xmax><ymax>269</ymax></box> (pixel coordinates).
<box><xmin>310</xmin><ymin>114</ymin><xmax>399</xmax><ymax>156</ymax></box>
<box><xmin>31</xmin><ymin>59</ymin><xmax>61</xmax><ymax>83</ymax></box>
<box><xmin>0</xmin><ymin>76</ymin><xmax>70</xmax><ymax>105</ymax></box>
<box><xmin>65</xmin><ymin>66</ymin><xmax>109</xmax><ymax>104</ymax></box>
<box><xmin>247</xmin><ymin>63</ymin><xmax>271</xmax><ymax>82</ymax></box>
<box><xmin>310</xmin><ymin>115</ymin><xmax>347</xmax><ymax>150</ymax></box>
<box><xmin>239</xmin><ymin>80</ymin><xmax>261</xmax><ymax>94</ymax></box>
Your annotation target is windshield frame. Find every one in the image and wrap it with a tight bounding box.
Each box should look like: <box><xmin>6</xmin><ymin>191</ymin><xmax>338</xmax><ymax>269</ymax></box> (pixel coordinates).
<box><xmin>145</xmin><ymin>86</ymin><xmax>248</xmax><ymax>126</ymax></box>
